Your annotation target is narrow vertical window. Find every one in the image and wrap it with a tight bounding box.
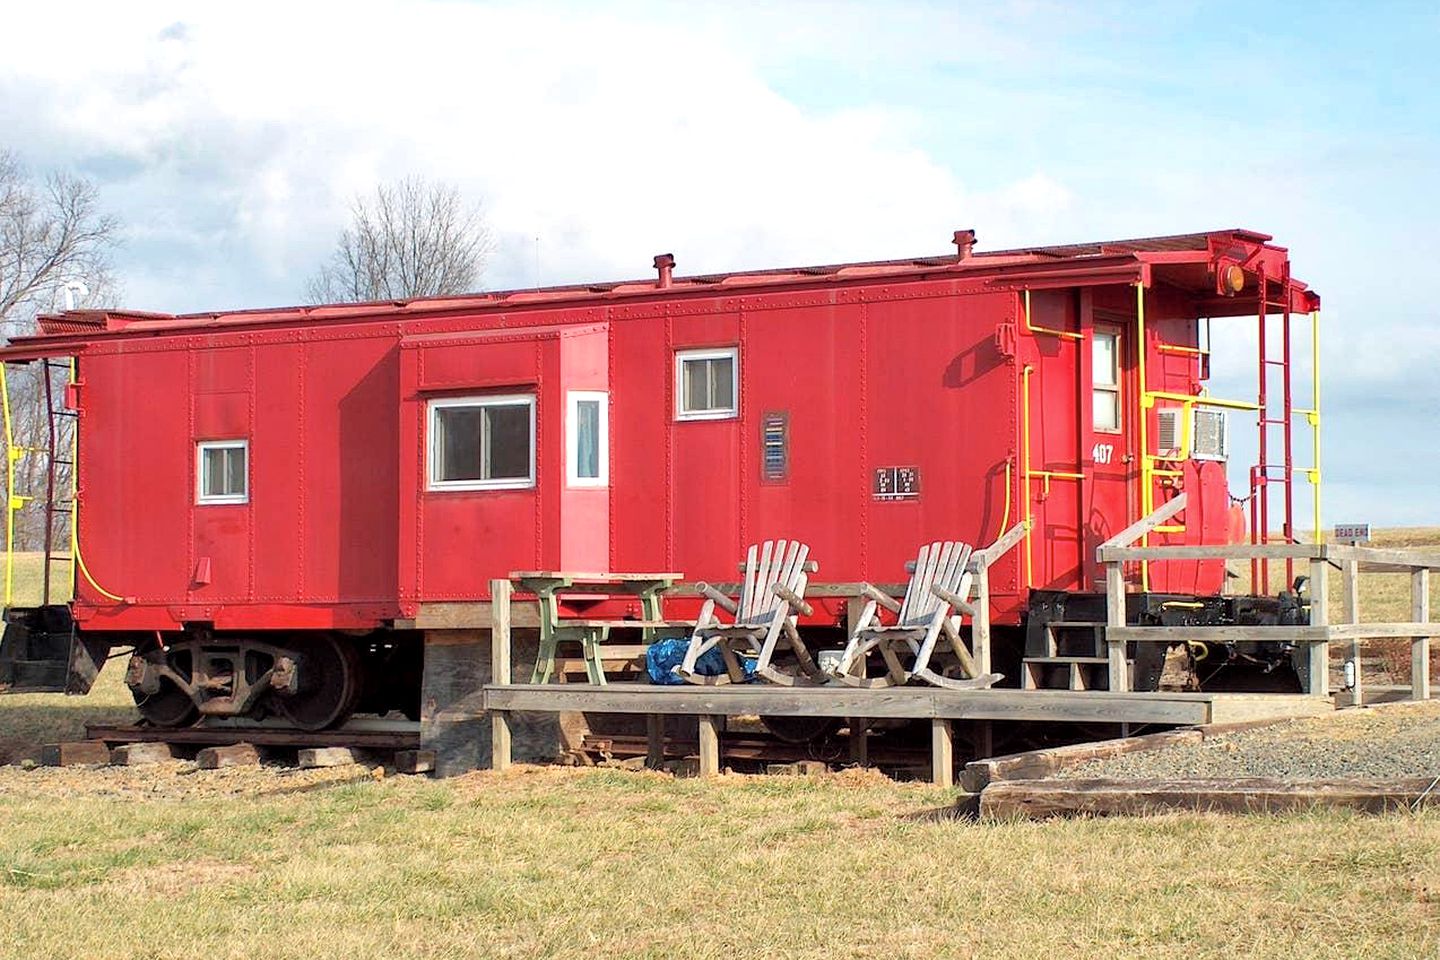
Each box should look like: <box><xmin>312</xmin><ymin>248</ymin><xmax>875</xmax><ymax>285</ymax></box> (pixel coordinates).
<box><xmin>675</xmin><ymin>347</ymin><xmax>739</xmax><ymax>420</ymax></box>
<box><xmin>196</xmin><ymin>440</ymin><xmax>249</xmax><ymax>504</ymax></box>
<box><xmin>567</xmin><ymin>391</ymin><xmax>609</xmax><ymax>486</ymax></box>
<box><xmin>1093</xmin><ymin>330</ymin><xmax>1121</xmax><ymax>433</ymax></box>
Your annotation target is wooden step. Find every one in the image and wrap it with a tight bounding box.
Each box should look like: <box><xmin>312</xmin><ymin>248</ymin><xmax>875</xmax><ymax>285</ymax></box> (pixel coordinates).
<box><xmin>1025</xmin><ymin>656</ymin><xmax>1111</xmax><ymax>664</ymax></box>
<box><xmin>1022</xmin><ymin>656</ymin><xmax>1133</xmax><ymax>692</ymax></box>
<box><xmin>1041</xmin><ymin>621</ymin><xmax>1106</xmax><ymax>658</ymax></box>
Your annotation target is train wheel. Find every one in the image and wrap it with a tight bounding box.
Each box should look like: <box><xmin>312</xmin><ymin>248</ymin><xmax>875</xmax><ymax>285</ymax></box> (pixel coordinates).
<box><xmin>276</xmin><ymin>634</ymin><xmax>362</xmax><ymax>731</ymax></box>
<box><xmin>133</xmin><ymin>649</ymin><xmax>199</xmax><ymax>727</ymax></box>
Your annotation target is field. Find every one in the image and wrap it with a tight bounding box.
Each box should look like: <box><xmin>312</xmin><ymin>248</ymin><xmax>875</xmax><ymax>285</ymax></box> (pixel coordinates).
<box><xmin>0</xmin><ymin>679</ymin><xmax>1437</xmax><ymax>960</ymax></box>
<box><xmin>1</xmin><ymin>542</ymin><xmax>1439</xmax><ymax>958</ymax></box>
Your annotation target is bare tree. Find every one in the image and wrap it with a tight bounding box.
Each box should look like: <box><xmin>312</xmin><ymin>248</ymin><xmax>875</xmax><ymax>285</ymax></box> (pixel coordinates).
<box><xmin>1</xmin><ymin>150</ymin><xmax>118</xmax><ymax>336</ymax></box>
<box><xmin>0</xmin><ymin>150</ymin><xmax>120</xmax><ymax>561</ymax></box>
<box><xmin>305</xmin><ymin>177</ymin><xmax>493</xmax><ymax>304</ymax></box>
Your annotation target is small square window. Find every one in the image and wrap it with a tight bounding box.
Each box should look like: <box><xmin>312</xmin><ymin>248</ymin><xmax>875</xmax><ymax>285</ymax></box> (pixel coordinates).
<box><xmin>428</xmin><ymin>395</ymin><xmax>535</xmax><ymax>491</ymax></box>
<box><xmin>197</xmin><ymin>440</ymin><xmax>248</xmax><ymax>505</ymax></box>
<box><xmin>675</xmin><ymin>347</ymin><xmax>739</xmax><ymax>420</ymax></box>
<box><xmin>567</xmin><ymin>391</ymin><xmax>609</xmax><ymax>487</ymax></box>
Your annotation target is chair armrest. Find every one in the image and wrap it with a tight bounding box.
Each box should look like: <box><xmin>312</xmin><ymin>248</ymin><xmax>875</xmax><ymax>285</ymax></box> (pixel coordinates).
<box><xmin>771</xmin><ymin>583</ymin><xmax>814</xmax><ymax>617</ymax></box>
<box><xmin>695</xmin><ymin>581</ymin><xmax>739</xmax><ymax>615</ymax></box>
<box><xmin>930</xmin><ymin>583</ymin><xmax>975</xmax><ymax>616</ymax></box>
<box><xmin>861</xmin><ymin>582</ymin><xmax>902</xmax><ymax>614</ymax></box>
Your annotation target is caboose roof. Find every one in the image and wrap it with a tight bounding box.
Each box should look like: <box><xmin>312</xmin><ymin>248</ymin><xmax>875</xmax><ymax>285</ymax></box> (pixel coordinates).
<box><xmin>4</xmin><ymin>227</ymin><xmax>1319</xmax><ymax>358</ymax></box>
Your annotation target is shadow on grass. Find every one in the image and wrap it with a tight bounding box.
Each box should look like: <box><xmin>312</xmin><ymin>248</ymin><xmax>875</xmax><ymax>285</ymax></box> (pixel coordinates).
<box><xmin>904</xmin><ymin>792</ymin><xmax>982</xmax><ymax>823</ymax></box>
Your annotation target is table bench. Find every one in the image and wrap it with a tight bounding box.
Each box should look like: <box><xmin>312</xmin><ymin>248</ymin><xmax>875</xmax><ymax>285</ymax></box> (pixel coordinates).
<box><xmin>512</xmin><ymin>571</ymin><xmax>688</xmax><ymax>684</ymax></box>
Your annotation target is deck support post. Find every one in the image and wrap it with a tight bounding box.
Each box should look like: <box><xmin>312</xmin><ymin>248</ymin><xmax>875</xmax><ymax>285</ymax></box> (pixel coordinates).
<box><xmin>973</xmin><ymin>720</ymin><xmax>993</xmax><ymax>760</ymax></box>
<box><xmin>1104</xmin><ymin>562</ymin><xmax>1128</xmax><ymax>692</ymax></box>
<box><xmin>931</xmin><ymin>718</ymin><xmax>954</xmax><ymax>788</ymax></box>
<box><xmin>1413</xmin><ymin>568</ymin><xmax>1432</xmax><ymax>701</ymax></box>
<box><xmin>1305</xmin><ymin>558</ymin><xmax>1330</xmax><ymax>697</ymax></box>
<box><xmin>697</xmin><ymin>715</ymin><xmax>721</xmax><ymax>777</ymax></box>
<box><xmin>973</xmin><ymin>560</ymin><xmax>993</xmax><ymax>678</ymax></box>
<box><xmin>645</xmin><ymin>714</ymin><xmax>665</xmax><ymax>769</ymax></box>
<box><xmin>1341</xmin><ymin>559</ymin><xmax>1361</xmax><ymax>705</ymax></box>
<box><xmin>490</xmin><ymin>578</ymin><xmax>513</xmax><ymax>772</ymax></box>
<box><xmin>849</xmin><ymin>718</ymin><xmax>869</xmax><ymax>767</ymax></box>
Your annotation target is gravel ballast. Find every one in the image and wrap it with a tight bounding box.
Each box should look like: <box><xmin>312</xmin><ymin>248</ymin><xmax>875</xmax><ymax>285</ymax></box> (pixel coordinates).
<box><xmin>1057</xmin><ymin>700</ymin><xmax>1440</xmax><ymax>781</ymax></box>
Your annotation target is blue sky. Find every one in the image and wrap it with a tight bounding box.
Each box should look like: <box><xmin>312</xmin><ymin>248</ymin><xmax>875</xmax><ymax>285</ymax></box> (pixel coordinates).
<box><xmin>1</xmin><ymin>0</ymin><xmax>1437</xmax><ymax>525</ymax></box>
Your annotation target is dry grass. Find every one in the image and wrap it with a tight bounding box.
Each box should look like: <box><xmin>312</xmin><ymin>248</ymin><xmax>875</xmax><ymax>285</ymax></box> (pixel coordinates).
<box><xmin>1</xmin><ymin>541</ymin><xmax>1439</xmax><ymax>958</ymax></box>
<box><xmin>0</xmin><ymin>761</ymin><xmax>1436</xmax><ymax>960</ymax></box>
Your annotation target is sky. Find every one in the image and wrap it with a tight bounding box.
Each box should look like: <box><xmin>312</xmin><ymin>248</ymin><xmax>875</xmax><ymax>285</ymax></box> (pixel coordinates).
<box><xmin>1</xmin><ymin>0</ymin><xmax>1437</xmax><ymax>525</ymax></box>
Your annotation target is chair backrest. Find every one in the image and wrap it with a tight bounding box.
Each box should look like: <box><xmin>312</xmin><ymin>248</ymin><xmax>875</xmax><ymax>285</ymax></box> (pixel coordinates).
<box><xmin>897</xmin><ymin>541</ymin><xmax>973</xmax><ymax>627</ymax></box>
<box><xmin>737</xmin><ymin>539</ymin><xmax>812</xmax><ymax>625</ymax></box>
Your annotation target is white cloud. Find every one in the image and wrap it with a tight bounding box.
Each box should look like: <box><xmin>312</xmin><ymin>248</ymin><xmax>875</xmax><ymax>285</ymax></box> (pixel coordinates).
<box><xmin>3</xmin><ymin>0</ymin><xmax>1438</xmax><ymax>524</ymax></box>
<box><xmin>0</xmin><ymin>0</ymin><xmax>1076</xmax><ymax>308</ymax></box>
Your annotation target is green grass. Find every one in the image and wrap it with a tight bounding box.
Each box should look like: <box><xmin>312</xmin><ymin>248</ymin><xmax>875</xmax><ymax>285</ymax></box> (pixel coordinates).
<box><xmin>0</xmin><ymin>551</ymin><xmax>72</xmax><ymax>609</ymax></box>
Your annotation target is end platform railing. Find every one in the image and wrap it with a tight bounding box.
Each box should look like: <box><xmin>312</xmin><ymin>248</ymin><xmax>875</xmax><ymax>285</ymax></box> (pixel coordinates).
<box><xmin>1098</xmin><ymin>493</ymin><xmax>1437</xmax><ymax>701</ymax></box>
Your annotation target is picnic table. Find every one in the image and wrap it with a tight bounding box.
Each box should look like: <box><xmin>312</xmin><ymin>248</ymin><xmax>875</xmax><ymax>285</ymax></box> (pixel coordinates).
<box><xmin>511</xmin><ymin>571</ymin><xmax>689</xmax><ymax>685</ymax></box>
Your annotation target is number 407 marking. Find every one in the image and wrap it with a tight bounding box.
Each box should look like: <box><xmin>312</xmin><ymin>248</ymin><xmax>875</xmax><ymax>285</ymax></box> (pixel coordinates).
<box><xmin>1091</xmin><ymin>443</ymin><xmax>1115</xmax><ymax>465</ymax></box>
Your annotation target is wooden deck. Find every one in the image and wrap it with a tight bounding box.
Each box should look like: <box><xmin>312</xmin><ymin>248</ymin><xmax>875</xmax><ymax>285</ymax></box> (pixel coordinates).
<box><xmin>482</xmin><ymin>682</ymin><xmax>1329</xmax><ymax>728</ymax></box>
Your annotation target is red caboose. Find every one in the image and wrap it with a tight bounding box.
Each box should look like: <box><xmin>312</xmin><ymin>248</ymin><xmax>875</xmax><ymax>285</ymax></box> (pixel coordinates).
<box><xmin>0</xmin><ymin>228</ymin><xmax>1321</xmax><ymax>728</ymax></box>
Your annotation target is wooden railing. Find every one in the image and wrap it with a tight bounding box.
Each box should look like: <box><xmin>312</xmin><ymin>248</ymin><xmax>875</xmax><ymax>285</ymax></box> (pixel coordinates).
<box><xmin>968</xmin><ymin>520</ymin><xmax>1031</xmax><ymax>679</ymax></box>
<box><xmin>1098</xmin><ymin>493</ymin><xmax>1438</xmax><ymax>700</ymax></box>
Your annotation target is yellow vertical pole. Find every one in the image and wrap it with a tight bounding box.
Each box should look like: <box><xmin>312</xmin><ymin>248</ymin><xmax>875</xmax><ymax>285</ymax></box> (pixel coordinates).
<box><xmin>0</xmin><ymin>363</ymin><xmax>14</xmax><ymax>608</ymax></box>
<box><xmin>1136</xmin><ymin>282</ymin><xmax>1150</xmax><ymax>591</ymax></box>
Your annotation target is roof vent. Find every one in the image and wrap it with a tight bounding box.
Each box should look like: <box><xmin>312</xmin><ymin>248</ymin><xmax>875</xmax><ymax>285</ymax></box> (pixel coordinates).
<box><xmin>953</xmin><ymin>229</ymin><xmax>977</xmax><ymax>260</ymax></box>
<box><xmin>653</xmin><ymin>253</ymin><xmax>675</xmax><ymax>288</ymax></box>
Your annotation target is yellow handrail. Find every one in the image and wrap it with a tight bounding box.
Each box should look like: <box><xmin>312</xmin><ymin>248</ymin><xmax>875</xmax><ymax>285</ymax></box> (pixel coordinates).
<box><xmin>67</xmin><ymin>357</ymin><xmax>127</xmax><ymax>603</ymax></box>
<box><xmin>1144</xmin><ymin>391</ymin><xmax>1260</xmax><ymax>412</ymax></box>
<box><xmin>1023</xmin><ymin>289</ymin><xmax>1084</xmax><ymax>342</ymax></box>
<box><xmin>1021</xmin><ymin>364</ymin><xmax>1085</xmax><ymax>588</ymax></box>
<box><xmin>991</xmin><ymin>456</ymin><xmax>1012</xmax><ymax>545</ymax></box>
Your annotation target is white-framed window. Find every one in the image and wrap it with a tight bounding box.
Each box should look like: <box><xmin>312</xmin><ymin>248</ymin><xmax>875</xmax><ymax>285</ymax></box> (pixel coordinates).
<box><xmin>567</xmin><ymin>390</ymin><xmax>609</xmax><ymax>487</ymax></box>
<box><xmin>675</xmin><ymin>347</ymin><xmax>738</xmax><ymax>420</ymax></box>
<box><xmin>427</xmin><ymin>394</ymin><xmax>535</xmax><ymax>491</ymax></box>
<box><xmin>196</xmin><ymin>440</ymin><xmax>249</xmax><ymax>505</ymax></box>
<box><xmin>1093</xmin><ymin>330</ymin><xmax>1121</xmax><ymax>433</ymax></box>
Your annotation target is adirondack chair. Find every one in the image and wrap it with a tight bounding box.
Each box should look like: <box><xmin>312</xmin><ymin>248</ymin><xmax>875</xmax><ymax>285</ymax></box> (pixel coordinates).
<box><xmin>830</xmin><ymin>541</ymin><xmax>1003</xmax><ymax>690</ymax></box>
<box><xmin>675</xmin><ymin>540</ymin><xmax>825</xmax><ymax>686</ymax></box>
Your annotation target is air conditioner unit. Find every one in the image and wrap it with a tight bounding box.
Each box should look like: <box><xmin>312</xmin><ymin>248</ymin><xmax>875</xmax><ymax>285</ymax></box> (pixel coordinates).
<box><xmin>1191</xmin><ymin>407</ymin><xmax>1229</xmax><ymax>461</ymax></box>
<box><xmin>1154</xmin><ymin>406</ymin><xmax>1229</xmax><ymax>461</ymax></box>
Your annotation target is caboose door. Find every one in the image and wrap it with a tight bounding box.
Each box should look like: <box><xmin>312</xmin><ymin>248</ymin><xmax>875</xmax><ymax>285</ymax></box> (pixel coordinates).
<box><xmin>1084</xmin><ymin>310</ymin><xmax>1137</xmax><ymax>590</ymax></box>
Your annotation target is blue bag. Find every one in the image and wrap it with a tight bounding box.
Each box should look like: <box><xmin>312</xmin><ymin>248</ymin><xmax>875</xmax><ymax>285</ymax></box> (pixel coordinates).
<box><xmin>645</xmin><ymin>636</ymin><xmax>757</xmax><ymax>684</ymax></box>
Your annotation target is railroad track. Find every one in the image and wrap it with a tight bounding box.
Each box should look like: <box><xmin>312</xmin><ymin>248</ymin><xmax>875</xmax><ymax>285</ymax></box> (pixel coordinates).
<box><xmin>77</xmin><ymin>720</ymin><xmax>935</xmax><ymax>773</ymax></box>
<box><xmin>85</xmin><ymin>719</ymin><xmax>419</xmax><ymax>752</ymax></box>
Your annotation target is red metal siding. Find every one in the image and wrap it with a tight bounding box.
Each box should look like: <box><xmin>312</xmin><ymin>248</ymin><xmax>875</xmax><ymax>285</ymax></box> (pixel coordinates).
<box><xmin>60</xmin><ymin>264</ymin><xmax>1260</xmax><ymax>632</ymax></box>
